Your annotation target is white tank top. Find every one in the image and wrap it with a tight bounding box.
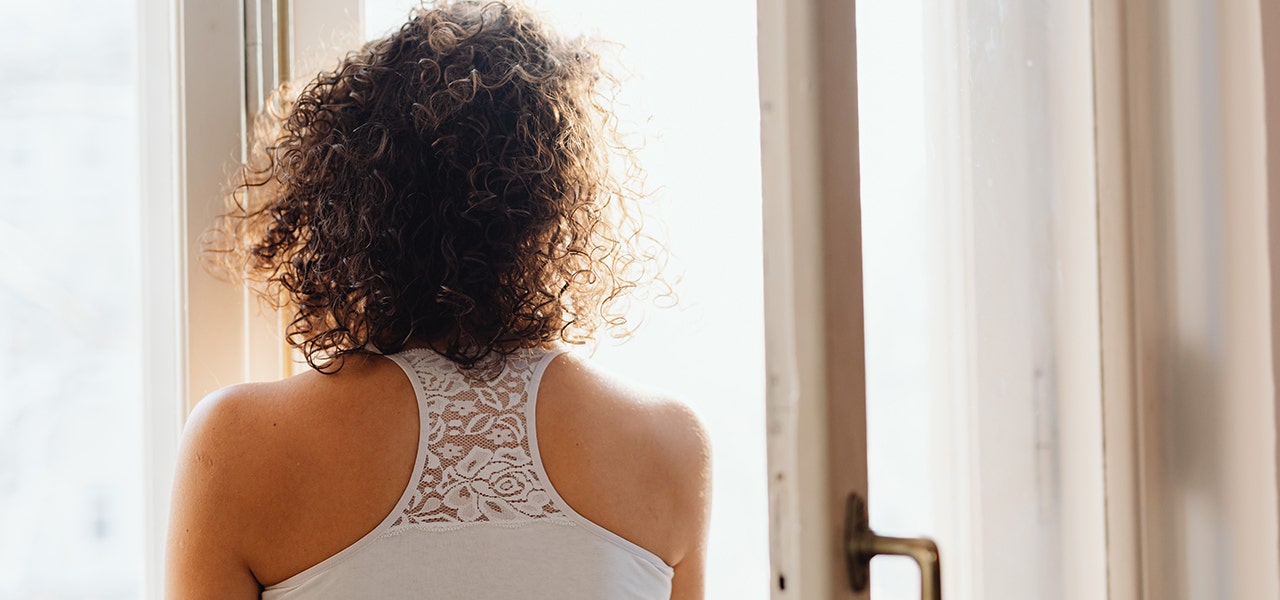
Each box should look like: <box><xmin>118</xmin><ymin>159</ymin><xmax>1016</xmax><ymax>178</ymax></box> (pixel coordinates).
<box><xmin>261</xmin><ymin>346</ymin><xmax>675</xmax><ymax>599</ymax></box>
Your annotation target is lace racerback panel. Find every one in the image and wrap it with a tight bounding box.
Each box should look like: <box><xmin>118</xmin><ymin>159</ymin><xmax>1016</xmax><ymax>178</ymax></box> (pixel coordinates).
<box><xmin>387</xmin><ymin>347</ymin><xmax>571</xmax><ymax>530</ymax></box>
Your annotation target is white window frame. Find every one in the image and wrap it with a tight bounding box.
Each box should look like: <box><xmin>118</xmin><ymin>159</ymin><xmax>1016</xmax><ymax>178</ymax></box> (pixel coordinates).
<box><xmin>762</xmin><ymin>0</ymin><xmax>1280</xmax><ymax>598</ymax></box>
<box><xmin>757</xmin><ymin>0</ymin><xmax>1110</xmax><ymax>596</ymax></box>
<box><xmin>1265</xmin><ymin>0</ymin><xmax>1280</xmax><ymax>540</ymax></box>
<box><xmin>757</xmin><ymin>0</ymin><xmax>865</xmax><ymax>596</ymax></box>
<box><xmin>921</xmin><ymin>2</ymin><xmax>1109</xmax><ymax>598</ymax></box>
<box><xmin>140</xmin><ymin>0</ymin><xmax>368</xmax><ymax>595</ymax></box>
<box><xmin>1094</xmin><ymin>0</ymin><xmax>1280</xmax><ymax>597</ymax></box>
<box><xmin>138</xmin><ymin>0</ymin><xmax>185</xmax><ymax>596</ymax></box>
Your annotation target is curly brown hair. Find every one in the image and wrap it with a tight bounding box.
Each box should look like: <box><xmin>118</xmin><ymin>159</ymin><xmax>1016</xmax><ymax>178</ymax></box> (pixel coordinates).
<box><xmin>205</xmin><ymin>0</ymin><xmax>668</xmax><ymax>372</ymax></box>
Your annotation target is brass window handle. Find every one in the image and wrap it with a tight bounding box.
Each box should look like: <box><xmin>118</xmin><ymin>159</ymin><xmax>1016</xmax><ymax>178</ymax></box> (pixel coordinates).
<box><xmin>844</xmin><ymin>493</ymin><xmax>942</xmax><ymax>600</ymax></box>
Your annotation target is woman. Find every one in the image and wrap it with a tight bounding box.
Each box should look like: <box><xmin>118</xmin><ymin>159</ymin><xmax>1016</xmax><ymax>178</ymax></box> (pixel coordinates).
<box><xmin>165</xmin><ymin>2</ymin><xmax>711</xmax><ymax>598</ymax></box>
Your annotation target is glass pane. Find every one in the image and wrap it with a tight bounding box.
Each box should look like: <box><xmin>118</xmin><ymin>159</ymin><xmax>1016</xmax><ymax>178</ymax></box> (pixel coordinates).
<box><xmin>361</xmin><ymin>2</ymin><xmax>769</xmax><ymax>597</ymax></box>
<box><xmin>858</xmin><ymin>0</ymin><xmax>1091</xmax><ymax>598</ymax></box>
<box><xmin>854</xmin><ymin>2</ymin><xmax>935</xmax><ymax>599</ymax></box>
<box><xmin>0</xmin><ymin>1</ymin><xmax>143</xmax><ymax>598</ymax></box>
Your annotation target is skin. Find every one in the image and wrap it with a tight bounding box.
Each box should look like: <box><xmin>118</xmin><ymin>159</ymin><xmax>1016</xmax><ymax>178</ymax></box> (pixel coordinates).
<box><xmin>165</xmin><ymin>349</ymin><xmax>712</xmax><ymax>599</ymax></box>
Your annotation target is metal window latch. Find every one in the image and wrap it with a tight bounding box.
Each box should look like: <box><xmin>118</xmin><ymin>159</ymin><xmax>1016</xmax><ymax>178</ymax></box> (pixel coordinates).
<box><xmin>844</xmin><ymin>493</ymin><xmax>942</xmax><ymax>600</ymax></box>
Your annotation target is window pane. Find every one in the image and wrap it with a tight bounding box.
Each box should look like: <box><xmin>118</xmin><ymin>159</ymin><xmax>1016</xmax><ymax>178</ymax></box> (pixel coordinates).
<box><xmin>858</xmin><ymin>1</ymin><xmax>1094</xmax><ymax>599</ymax></box>
<box><xmin>0</xmin><ymin>1</ymin><xmax>143</xmax><ymax>598</ymax></box>
<box><xmin>361</xmin><ymin>2</ymin><xmax>769</xmax><ymax>597</ymax></box>
<box><xmin>854</xmin><ymin>2</ymin><xmax>935</xmax><ymax>598</ymax></box>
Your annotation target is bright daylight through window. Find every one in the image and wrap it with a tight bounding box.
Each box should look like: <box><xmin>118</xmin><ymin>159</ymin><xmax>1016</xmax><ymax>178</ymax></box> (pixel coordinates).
<box><xmin>0</xmin><ymin>0</ymin><xmax>144</xmax><ymax>598</ymax></box>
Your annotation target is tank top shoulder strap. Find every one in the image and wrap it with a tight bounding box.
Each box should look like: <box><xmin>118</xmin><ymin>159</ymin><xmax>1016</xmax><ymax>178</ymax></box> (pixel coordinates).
<box><xmin>525</xmin><ymin>345</ymin><xmax>571</xmax><ymax>401</ymax></box>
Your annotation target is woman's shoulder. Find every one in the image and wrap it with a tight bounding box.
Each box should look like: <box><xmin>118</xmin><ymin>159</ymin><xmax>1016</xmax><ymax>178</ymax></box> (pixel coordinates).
<box><xmin>537</xmin><ymin>351</ymin><xmax>712</xmax><ymax>568</ymax></box>
<box><xmin>180</xmin><ymin>350</ymin><xmax>420</xmax><ymax>498</ymax></box>
<box><xmin>539</xmin><ymin>351</ymin><xmax>710</xmax><ymax>480</ymax></box>
<box><xmin>181</xmin><ymin>354</ymin><xmax>411</xmax><ymax>473</ymax></box>
<box><xmin>174</xmin><ymin>354</ymin><xmax>421</xmax><ymax>584</ymax></box>
<box><xmin>186</xmin><ymin>353</ymin><xmax>406</xmax><ymax>426</ymax></box>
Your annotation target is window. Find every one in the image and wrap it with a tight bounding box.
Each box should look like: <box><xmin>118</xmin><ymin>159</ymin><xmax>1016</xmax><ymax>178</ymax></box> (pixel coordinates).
<box><xmin>857</xmin><ymin>0</ymin><xmax>1104</xmax><ymax>598</ymax></box>
<box><xmin>0</xmin><ymin>0</ymin><xmax>144</xmax><ymax>597</ymax></box>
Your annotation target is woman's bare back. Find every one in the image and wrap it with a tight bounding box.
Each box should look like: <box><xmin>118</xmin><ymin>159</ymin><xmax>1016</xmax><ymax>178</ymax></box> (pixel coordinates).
<box><xmin>165</xmin><ymin>350</ymin><xmax>710</xmax><ymax>599</ymax></box>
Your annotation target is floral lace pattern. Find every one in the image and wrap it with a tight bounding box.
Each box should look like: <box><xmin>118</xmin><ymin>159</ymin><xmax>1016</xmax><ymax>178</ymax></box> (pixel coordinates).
<box><xmin>389</xmin><ymin>348</ymin><xmax>568</xmax><ymax>529</ymax></box>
